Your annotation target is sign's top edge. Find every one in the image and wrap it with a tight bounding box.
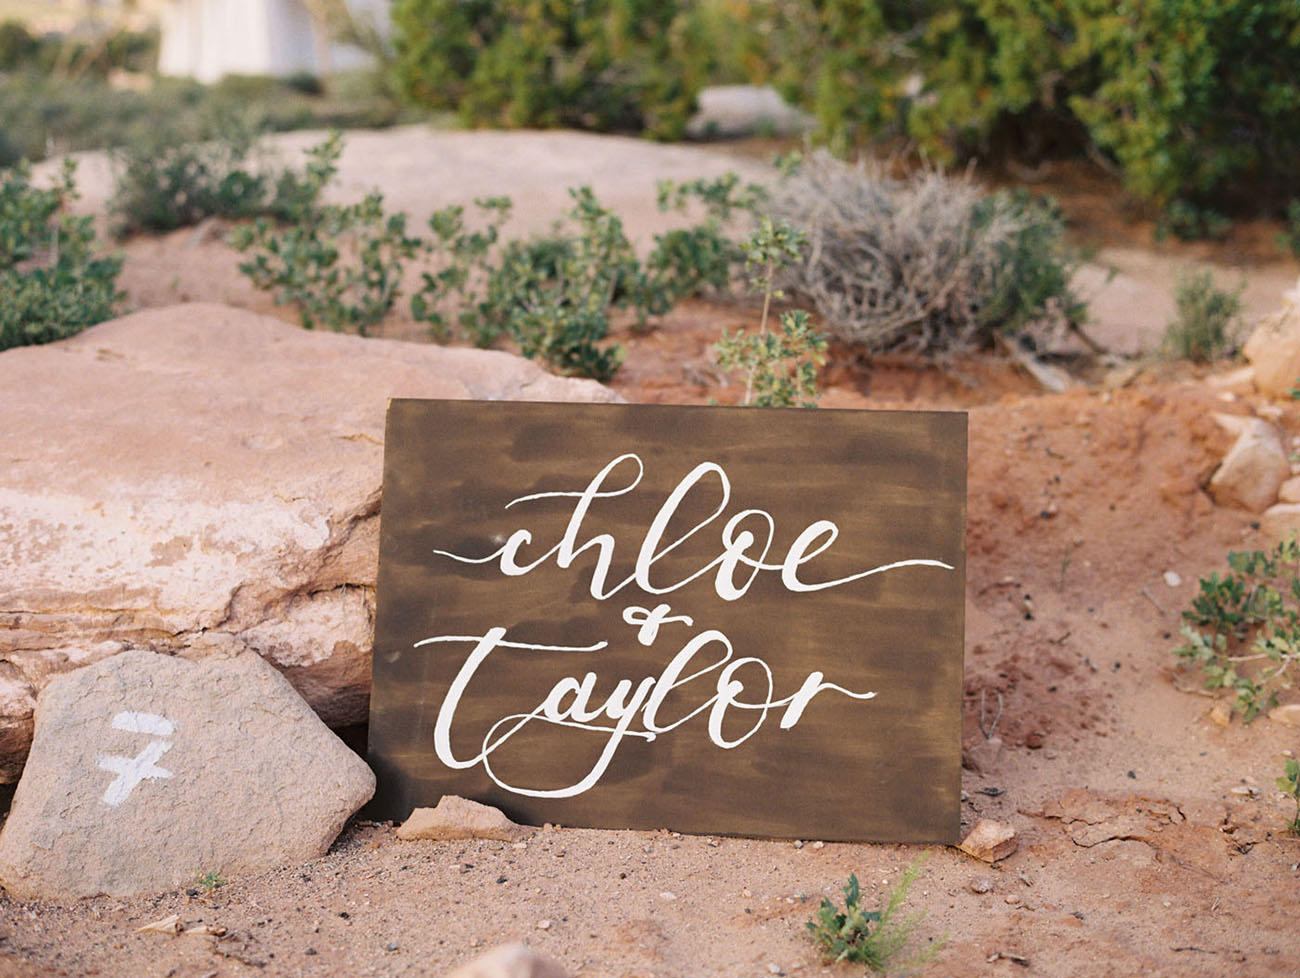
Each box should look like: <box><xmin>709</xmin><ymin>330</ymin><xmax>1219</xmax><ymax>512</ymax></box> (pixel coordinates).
<box><xmin>385</xmin><ymin>397</ymin><xmax>970</xmax><ymax>419</ymax></box>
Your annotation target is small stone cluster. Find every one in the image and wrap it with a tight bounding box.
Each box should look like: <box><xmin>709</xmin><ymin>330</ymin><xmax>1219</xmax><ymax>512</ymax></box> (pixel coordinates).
<box><xmin>1208</xmin><ymin>280</ymin><xmax>1300</xmax><ymax>534</ymax></box>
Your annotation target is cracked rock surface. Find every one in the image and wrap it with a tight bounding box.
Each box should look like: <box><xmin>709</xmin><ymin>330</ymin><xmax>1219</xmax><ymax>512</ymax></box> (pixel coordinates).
<box><xmin>0</xmin><ymin>303</ymin><xmax>619</xmax><ymax>782</ymax></box>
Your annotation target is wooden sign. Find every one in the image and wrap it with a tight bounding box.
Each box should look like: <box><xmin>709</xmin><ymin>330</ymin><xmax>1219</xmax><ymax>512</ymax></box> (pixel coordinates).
<box><xmin>367</xmin><ymin>401</ymin><xmax>966</xmax><ymax>843</ymax></box>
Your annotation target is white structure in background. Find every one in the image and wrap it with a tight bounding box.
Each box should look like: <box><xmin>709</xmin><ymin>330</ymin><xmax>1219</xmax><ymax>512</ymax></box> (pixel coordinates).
<box><xmin>157</xmin><ymin>0</ymin><xmax>389</xmax><ymax>83</ymax></box>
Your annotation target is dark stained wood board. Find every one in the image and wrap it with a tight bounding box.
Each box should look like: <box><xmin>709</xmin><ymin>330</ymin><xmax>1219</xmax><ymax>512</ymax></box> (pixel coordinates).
<box><xmin>367</xmin><ymin>400</ymin><xmax>966</xmax><ymax>843</ymax></box>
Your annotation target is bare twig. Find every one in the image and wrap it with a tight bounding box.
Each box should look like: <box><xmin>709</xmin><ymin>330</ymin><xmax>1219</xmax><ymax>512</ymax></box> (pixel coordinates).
<box><xmin>1140</xmin><ymin>586</ymin><xmax>1167</xmax><ymax>615</ymax></box>
<box><xmin>978</xmin><ymin>689</ymin><xmax>1004</xmax><ymax>741</ymax></box>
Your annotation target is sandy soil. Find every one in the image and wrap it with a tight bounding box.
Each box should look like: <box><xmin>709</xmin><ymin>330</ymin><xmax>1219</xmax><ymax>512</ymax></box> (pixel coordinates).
<box><xmin>5</xmin><ymin>130</ymin><xmax>1300</xmax><ymax>977</ymax></box>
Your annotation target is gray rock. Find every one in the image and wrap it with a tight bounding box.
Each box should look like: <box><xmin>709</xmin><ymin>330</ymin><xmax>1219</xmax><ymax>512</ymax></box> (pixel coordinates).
<box><xmin>0</xmin><ymin>303</ymin><xmax>620</xmax><ymax>782</ymax></box>
<box><xmin>1208</xmin><ymin>416</ymin><xmax>1289</xmax><ymax>513</ymax></box>
<box><xmin>444</xmin><ymin>944</ymin><xmax>571</xmax><ymax>978</ymax></box>
<box><xmin>0</xmin><ymin>649</ymin><xmax>374</xmax><ymax>899</ymax></box>
<box><xmin>686</xmin><ymin>85</ymin><xmax>813</xmax><ymax>140</ymax></box>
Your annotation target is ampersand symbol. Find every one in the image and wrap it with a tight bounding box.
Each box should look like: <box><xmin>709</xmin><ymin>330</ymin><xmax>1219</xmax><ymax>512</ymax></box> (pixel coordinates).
<box><xmin>621</xmin><ymin>603</ymin><xmax>695</xmax><ymax>646</ymax></box>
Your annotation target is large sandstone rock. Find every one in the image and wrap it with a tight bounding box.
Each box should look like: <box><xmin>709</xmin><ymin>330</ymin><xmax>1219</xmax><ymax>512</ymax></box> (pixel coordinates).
<box><xmin>1208</xmin><ymin>415</ymin><xmax>1289</xmax><ymax>513</ymax></box>
<box><xmin>1243</xmin><ymin>278</ymin><xmax>1300</xmax><ymax>398</ymax></box>
<box><xmin>0</xmin><ymin>649</ymin><xmax>374</xmax><ymax>899</ymax></box>
<box><xmin>0</xmin><ymin>304</ymin><xmax>619</xmax><ymax>782</ymax></box>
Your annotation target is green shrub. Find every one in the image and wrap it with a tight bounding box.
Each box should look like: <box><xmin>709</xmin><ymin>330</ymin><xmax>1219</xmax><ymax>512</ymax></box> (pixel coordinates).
<box><xmin>1155</xmin><ymin>200</ymin><xmax>1232</xmax><ymax>244</ymax></box>
<box><xmin>0</xmin><ymin>20</ymin><xmax>39</xmax><ymax>71</ymax></box>
<box><xmin>413</xmin><ymin>175</ymin><xmax>767</xmax><ymax>380</ymax></box>
<box><xmin>653</xmin><ymin>172</ymin><xmax>767</xmax><ymax>301</ymax></box>
<box><xmin>0</xmin><ymin>160</ymin><xmax>123</xmax><ymax>351</ymax></box>
<box><xmin>232</xmin><ymin>129</ymin><xmax>765</xmax><ymax>381</ymax></box>
<box><xmin>413</xmin><ymin>195</ymin><xmax>515</xmax><ymax>344</ymax></box>
<box><xmin>1173</xmin><ymin>535</ymin><xmax>1300</xmax><ymax>721</ymax></box>
<box><xmin>0</xmin><ymin>21</ymin><xmax>157</xmax><ymax>76</ymax></box>
<box><xmin>109</xmin><ymin>116</ymin><xmax>325</xmax><ymax>236</ymax></box>
<box><xmin>807</xmin><ymin>860</ymin><xmax>942</xmax><ymax>972</ymax></box>
<box><xmin>759</xmin><ymin>0</ymin><xmax>1300</xmax><ymax>217</ymax></box>
<box><xmin>1279</xmin><ymin>758</ymin><xmax>1300</xmax><ymax>835</ymax></box>
<box><xmin>390</xmin><ymin>0</ymin><xmax>710</xmax><ymax>139</ymax></box>
<box><xmin>713</xmin><ymin>216</ymin><xmax>826</xmax><ymax>408</ymax></box>
<box><xmin>769</xmin><ymin>151</ymin><xmax>1082</xmax><ymax>354</ymax></box>
<box><xmin>230</xmin><ymin>134</ymin><xmax>422</xmax><ymax>334</ymax></box>
<box><xmin>0</xmin><ymin>71</ymin><xmax>406</xmax><ymax>168</ymax></box>
<box><xmin>1278</xmin><ymin>200</ymin><xmax>1300</xmax><ymax>259</ymax></box>
<box><xmin>1162</xmin><ymin>270</ymin><xmax>1242</xmax><ymax>362</ymax></box>
<box><xmin>416</xmin><ymin>187</ymin><xmax>646</xmax><ymax>381</ymax></box>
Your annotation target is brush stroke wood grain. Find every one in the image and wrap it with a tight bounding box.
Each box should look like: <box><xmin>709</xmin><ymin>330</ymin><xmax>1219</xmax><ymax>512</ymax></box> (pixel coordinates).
<box><xmin>367</xmin><ymin>400</ymin><xmax>966</xmax><ymax>843</ymax></box>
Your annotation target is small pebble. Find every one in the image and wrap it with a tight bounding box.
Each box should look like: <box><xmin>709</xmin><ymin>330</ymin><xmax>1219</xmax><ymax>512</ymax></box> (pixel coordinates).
<box><xmin>537</xmin><ymin>919</ymin><xmax>552</xmax><ymax>931</ymax></box>
<box><xmin>742</xmin><ymin>889</ymin><xmax>753</xmax><ymax>898</ymax></box>
<box><xmin>768</xmin><ymin>965</ymin><xmax>785</xmax><ymax>976</ymax></box>
<box><xmin>1230</xmin><ymin>785</ymin><xmax>1258</xmax><ymax>797</ymax></box>
<box><xmin>660</xmin><ymin>891</ymin><xmax>677</xmax><ymax>901</ymax></box>
<box><xmin>811</xmin><ymin>841</ymin><xmax>824</xmax><ymax>850</ymax></box>
<box><xmin>1164</xmin><ymin>570</ymin><xmax>1182</xmax><ymax>587</ymax></box>
<box><xmin>793</xmin><ymin>840</ymin><xmax>804</xmax><ymax>849</ymax></box>
<box><xmin>1004</xmin><ymin>895</ymin><xmax>1020</xmax><ymax>905</ymax></box>
<box><xmin>969</xmin><ymin>877</ymin><xmax>994</xmax><ymax>894</ymax></box>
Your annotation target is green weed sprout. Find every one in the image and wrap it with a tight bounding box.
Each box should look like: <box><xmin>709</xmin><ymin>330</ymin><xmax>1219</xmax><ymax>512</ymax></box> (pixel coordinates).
<box><xmin>1278</xmin><ymin>758</ymin><xmax>1300</xmax><ymax>835</ymax></box>
<box><xmin>194</xmin><ymin>869</ymin><xmax>225</xmax><ymax>894</ymax></box>
<box><xmin>807</xmin><ymin>858</ymin><xmax>942</xmax><ymax>973</ymax></box>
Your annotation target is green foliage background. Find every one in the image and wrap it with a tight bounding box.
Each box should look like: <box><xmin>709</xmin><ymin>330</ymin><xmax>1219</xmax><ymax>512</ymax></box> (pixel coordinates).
<box><xmin>390</xmin><ymin>0</ymin><xmax>711</xmax><ymax>139</ymax></box>
<box><xmin>757</xmin><ymin>0</ymin><xmax>1300</xmax><ymax>216</ymax></box>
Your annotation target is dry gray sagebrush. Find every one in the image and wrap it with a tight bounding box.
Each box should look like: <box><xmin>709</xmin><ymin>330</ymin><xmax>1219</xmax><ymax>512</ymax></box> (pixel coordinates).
<box><xmin>769</xmin><ymin>152</ymin><xmax>1081</xmax><ymax>355</ymax></box>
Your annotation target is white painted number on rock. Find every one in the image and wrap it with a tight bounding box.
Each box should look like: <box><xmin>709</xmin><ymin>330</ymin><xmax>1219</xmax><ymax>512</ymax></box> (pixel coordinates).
<box><xmin>97</xmin><ymin>711</ymin><xmax>176</xmax><ymax>807</ymax></box>
<box><xmin>110</xmin><ymin>711</ymin><xmax>175</xmax><ymax>737</ymax></box>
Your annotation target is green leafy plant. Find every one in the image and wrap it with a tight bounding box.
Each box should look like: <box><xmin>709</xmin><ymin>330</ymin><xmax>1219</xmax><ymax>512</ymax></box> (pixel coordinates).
<box><xmin>412</xmin><ymin>187</ymin><xmax>638</xmax><ymax>379</ymax></box>
<box><xmin>390</xmin><ymin>0</ymin><xmax>710</xmax><ymax>139</ymax></box>
<box><xmin>0</xmin><ymin>160</ymin><xmax>123</xmax><ymax>351</ymax></box>
<box><xmin>1155</xmin><ymin>200</ymin><xmax>1232</xmax><ymax>244</ymax></box>
<box><xmin>231</xmin><ymin>133</ymin><xmax>422</xmax><ymax>334</ymax></box>
<box><xmin>414</xmin><ymin>196</ymin><xmax>514</xmax><ymax>344</ymax></box>
<box><xmin>1278</xmin><ymin>200</ymin><xmax>1300</xmax><ymax>259</ymax></box>
<box><xmin>109</xmin><ymin>115</ymin><xmax>325</xmax><ymax>236</ymax></box>
<box><xmin>411</xmin><ymin>174</ymin><xmax>766</xmax><ymax>380</ymax></box>
<box><xmin>807</xmin><ymin>859</ymin><xmax>942</xmax><ymax>973</ymax></box>
<box><xmin>757</xmin><ymin>1</ymin><xmax>1300</xmax><ymax>217</ymax></box>
<box><xmin>1174</xmin><ymin>535</ymin><xmax>1300</xmax><ymax>721</ymax></box>
<box><xmin>194</xmin><ymin>869</ymin><xmax>225</xmax><ymax>894</ymax></box>
<box><xmin>1278</xmin><ymin>758</ymin><xmax>1300</xmax><ymax>835</ymax></box>
<box><xmin>1162</xmin><ymin>270</ymin><xmax>1243</xmax><ymax>363</ymax></box>
<box><xmin>713</xmin><ymin>216</ymin><xmax>826</xmax><ymax>407</ymax></box>
<box><xmin>652</xmin><ymin>172</ymin><xmax>767</xmax><ymax>304</ymax></box>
